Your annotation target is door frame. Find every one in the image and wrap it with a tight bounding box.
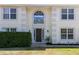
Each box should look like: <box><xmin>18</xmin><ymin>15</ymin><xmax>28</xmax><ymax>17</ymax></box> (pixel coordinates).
<box><xmin>33</xmin><ymin>28</ymin><xmax>44</xmax><ymax>43</ymax></box>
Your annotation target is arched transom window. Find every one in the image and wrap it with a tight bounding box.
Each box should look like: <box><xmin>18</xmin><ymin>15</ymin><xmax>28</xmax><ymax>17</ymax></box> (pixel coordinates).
<box><xmin>34</xmin><ymin>11</ymin><xmax>44</xmax><ymax>24</ymax></box>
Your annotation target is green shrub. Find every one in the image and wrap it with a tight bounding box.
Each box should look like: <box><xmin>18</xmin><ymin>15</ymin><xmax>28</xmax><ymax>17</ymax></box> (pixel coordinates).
<box><xmin>0</xmin><ymin>32</ymin><xmax>32</xmax><ymax>48</ymax></box>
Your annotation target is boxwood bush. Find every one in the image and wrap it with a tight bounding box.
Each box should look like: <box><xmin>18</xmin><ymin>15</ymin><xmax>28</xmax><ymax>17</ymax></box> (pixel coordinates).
<box><xmin>0</xmin><ymin>32</ymin><xmax>32</xmax><ymax>48</ymax></box>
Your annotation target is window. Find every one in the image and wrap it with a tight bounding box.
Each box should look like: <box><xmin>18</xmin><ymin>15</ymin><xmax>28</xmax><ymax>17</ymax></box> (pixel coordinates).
<box><xmin>68</xmin><ymin>29</ymin><xmax>73</xmax><ymax>39</ymax></box>
<box><xmin>34</xmin><ymin>11</ymin><xmax>44</xmax><ymax>24</ymax></box>
<box><xmin>61</xmin><ymin>28</ymin><xmax>73</xmax><ymax>39</ymax></box>
<box><xmin>3</xmin><ymin>8</ymin><xmax>9</xmax><ymax>19</ymax></box>
<box><xmin>10</xmin><ymin>28</ymin><xmax>16</xmax><ymax>32</ymax></box>
<box><xmin>10</xmin><ymin>8</ymin><xmax>16</xmax><ymax>19</ymax></box>
<box><xmin>3</xmin><ymin>8</ymin><xmax>16</xmax><ymax>19</ymax></box>
<box><xmin>61</xmin><ymin>29</ymin><xmax>67</xmax><ymax>39</ymax></box>
<box><xmin>3</xmin><ymin>28</ymin><xmax>16</xmax><ymax>32</ymax></box>
<box><xmin>61</xmin><ymin>9</ymin><xmax>74</xmax><ymax>19</ymax></box>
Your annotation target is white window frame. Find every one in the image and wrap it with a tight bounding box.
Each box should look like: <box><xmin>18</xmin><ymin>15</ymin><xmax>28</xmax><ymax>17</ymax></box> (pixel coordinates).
<box><xmin>34</xmin><ymin>11</ymin><xmax>44</xmax><ymax>24</ymax></box>
<box><xmin>3</xmin><ymin>8</ymin><xmax>17</xmax><ymax>20</ymax></box>
<box><xmin>61</xmin><ymin>8</ymin><xmax>74</xmax><ymax>20</ymax></box>
<box><xmin>61</xmin><ymin>28</ymin><xmax>74</xmax><ymax>39</ymax></box>
<box><xmin>2</xmin><ymin>28</ymin><xmax>17</xmax><ymax>32</ymax></box>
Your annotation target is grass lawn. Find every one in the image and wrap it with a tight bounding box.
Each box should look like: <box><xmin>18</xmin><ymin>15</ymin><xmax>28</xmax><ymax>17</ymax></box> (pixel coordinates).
<box><xmin>0</xmin><ymin>48</ymin><xmax>79</xmax><ymax>55</ymax></box>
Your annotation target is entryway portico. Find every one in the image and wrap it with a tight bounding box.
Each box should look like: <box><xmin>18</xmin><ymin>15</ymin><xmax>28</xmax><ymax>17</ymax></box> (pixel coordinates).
<box><xmin>31</xmin><ymin>25</ymin><xmax>46</xmax><ymax>47</ymax></box>
<box><xmin>28</xmin><ymin>6</ymin><xmax>51</xmax><ymax>47</ymax></box>
<box><xmin>32</xmin><ymin>25</ymin><xmax>46</xmax><ymax>44</ymax></box>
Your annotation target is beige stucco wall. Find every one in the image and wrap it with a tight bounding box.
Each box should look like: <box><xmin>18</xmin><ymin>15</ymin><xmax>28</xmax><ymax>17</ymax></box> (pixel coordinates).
<box><xmin>26</xmin><ymin>6</ymin><xmax>52</xmax><ymax>43</ymax></box>
<box><xmin>0</xmin><ymin>5</ymin><xmax>79</xmax><ymax>44</ymax></box>
<box><xmin>0</xmin><ymin>5</ymin><xmax>52</xmax><ymax>43</ymax></box>
<box><xmin>0</xmin><ymin>6</ymin><xmax>29</xmax><ymax>32</ymax></box>
<box><xmin>52</xmin><ymin>6</ymin><xmax>79</xmax><ymax>44</ymax></box>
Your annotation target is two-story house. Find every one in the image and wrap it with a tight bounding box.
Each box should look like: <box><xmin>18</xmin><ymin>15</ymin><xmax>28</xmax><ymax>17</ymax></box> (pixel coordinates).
<box><xmin>0</xmin><ymin>5</ymin><xmax>79</xmax><ymax>47</ymax></box>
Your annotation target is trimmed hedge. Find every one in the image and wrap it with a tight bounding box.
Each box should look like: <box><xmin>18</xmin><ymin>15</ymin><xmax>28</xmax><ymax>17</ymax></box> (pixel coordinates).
<box><xmin>0</xmin><ymin>32</ymin><xmax>32</xmax><ymax>48</ymax></box>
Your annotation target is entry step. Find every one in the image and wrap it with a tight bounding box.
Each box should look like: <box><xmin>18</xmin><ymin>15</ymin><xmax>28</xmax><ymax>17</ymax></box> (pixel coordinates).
<box><xmin>31</xmin><ymin>43</ymin><xmax>46</xmax><ymax>47</ymax></box>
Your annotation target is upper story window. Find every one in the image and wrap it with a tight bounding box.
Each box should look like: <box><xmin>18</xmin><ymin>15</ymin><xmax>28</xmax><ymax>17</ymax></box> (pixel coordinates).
<box><xmin>34</xmin><ymin>11</ymin><xmax>44</xmax><ymax>24</ymax></box>
<box><xmin>3</xmin><ymin>8</ymin><xmax>16</xmax><ymax>19</ymax></box>
<box><xmin>61</xmin><ymin>9</ymin><xmax>74</xmax><ymax>20</ymax></box>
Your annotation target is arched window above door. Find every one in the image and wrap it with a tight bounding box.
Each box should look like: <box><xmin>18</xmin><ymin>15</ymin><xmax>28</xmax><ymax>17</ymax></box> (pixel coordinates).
<box><xmin>34</xmin><ymin>11</ymin><xmax>44</xmax><ymax>24</ymax></box>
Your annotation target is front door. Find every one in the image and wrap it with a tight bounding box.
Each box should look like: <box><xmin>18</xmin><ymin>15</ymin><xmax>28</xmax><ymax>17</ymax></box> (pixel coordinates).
<box><xmin>34</xmin><ymin>28</ymin><xmax>44</xmax><ymax>42</ymax></box>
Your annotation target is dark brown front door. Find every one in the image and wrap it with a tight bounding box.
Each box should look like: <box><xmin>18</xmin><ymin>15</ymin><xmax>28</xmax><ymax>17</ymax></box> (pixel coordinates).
<box><xmin>36</xmin><ymin>29</ymin><xmax>42</xmax><ymax>42</ymax></box>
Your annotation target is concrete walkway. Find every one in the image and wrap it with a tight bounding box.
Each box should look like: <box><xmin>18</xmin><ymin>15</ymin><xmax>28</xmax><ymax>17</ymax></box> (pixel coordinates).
<box><xmin>32</xmin><ymin>43</ymin><xmax>79</xmax><ymax>48</ymax></box>
<box><xmin>45</xmin><ymin>44</ymin><xmax>79</xmax><ymax>48</ymax></box>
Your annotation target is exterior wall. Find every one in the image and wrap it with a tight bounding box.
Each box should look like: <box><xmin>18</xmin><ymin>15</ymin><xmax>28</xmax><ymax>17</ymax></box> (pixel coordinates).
<box><xmin>0</xmin><ymin>6</ymin><xmax>29</xmax><ymax>32</ymax></box>
<box><xmin>0</xmin><ymin>5</ymin><xmax>79</xmax><ymax>44</ymax></box>
<box><xmin>26</xmin><ymin>6</ymin><xmax>52</xmax><ymax>43</ymax></box>
<box><xmin>52</xmin><ymin>6</ymin><xmax>79</xmax><ymax>44</ymax></box>
<box><xmin>0</xmin><ymin>5</ymin><xmax>52</xmax><ymax>44</ymax></box>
